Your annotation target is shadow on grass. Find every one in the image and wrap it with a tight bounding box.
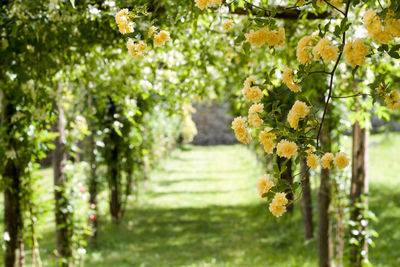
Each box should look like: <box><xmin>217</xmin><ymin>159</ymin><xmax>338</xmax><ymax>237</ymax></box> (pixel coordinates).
<box><xmin>82</xmin><ymin>204</ymin><xmax>317</xmax><ymax>266</ymax></box>
<box><xmin>368</xmin><ymin>183</ymin><xmax>400</xmax><ymax>264</ymax></box>
<box><xmin>148</xmin><ymin>188</ymin><xmax>252</xmax><ymax>197</ymax></box>
<box><xmin>32</xmin><ymin>185</ymin><xmax>400</xmax><ymax>267</ymax></box>
<box><xmin>82</xmin><ymin>184</ymin><xmax>400</xmax><ymax>267</ymax></box>
<box><xmin>156</xmin><ymin>178</ymin><xmax>245</xmax><ymax>186</ymax></box>
<box><xmin>177</xmin><ymin>145</ymin><xmax>193</xmax><ymax>152</ymax></box>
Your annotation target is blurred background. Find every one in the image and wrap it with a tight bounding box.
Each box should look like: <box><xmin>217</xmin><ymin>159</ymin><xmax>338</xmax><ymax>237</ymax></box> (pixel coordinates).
<box><xmin>1</xmin><ymin>0</ymin><xmax>400</xmax><ymax>266</ymax></box>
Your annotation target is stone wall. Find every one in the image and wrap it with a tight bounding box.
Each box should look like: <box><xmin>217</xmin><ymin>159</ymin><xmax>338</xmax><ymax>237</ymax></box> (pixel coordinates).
<box><xmin>191</xmin><ymin>102</ymin><xmax>236</xmax><ymax>146</ymax></box>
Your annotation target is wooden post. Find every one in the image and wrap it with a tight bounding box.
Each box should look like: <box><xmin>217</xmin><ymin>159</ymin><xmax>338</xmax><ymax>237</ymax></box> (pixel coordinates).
<box><xmin>318</xmin><ymin>124</ymin><xmax>333</xmax><ymax>267</ymax></box>
<box><xmin>53</xmin><ymin>84</ymin><xmax>74</xmax><ymax>266</ymax></box>
<box><xmin>349</xmin><ymin>121</ymin><xmax>369</xmax><ymax>266</ymax></box>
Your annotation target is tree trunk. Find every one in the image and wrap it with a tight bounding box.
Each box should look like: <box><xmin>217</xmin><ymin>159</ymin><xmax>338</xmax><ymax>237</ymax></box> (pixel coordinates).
<box><xmin>4</xmin><ymin>159</ymin><xmax>24</xmax><ymax>267</ymax></box>
<box><xmin>121</xmin><ymin>164</ymin><xmax>134</xmax><ymax>218</ymax></box>
<box><xmin>277</xmin><ymin>156</ymin><xmax>294</xmax><ymax>212</ymax></box>
<box><xmin>109</xmin><ymin>139</ymin><xmax>122</xmax><ymax>222</ymax></box>
<box><xmin>53</xmin><ymin>88</ymin><xmax>73</xmax><ymax>266</ymax></box>
<box><xmin>318</xmin><ymin>125</ymin><xmax>332</xmax><ymax>267</ymax></box>
<box><xmin>300</xmin><ymin>156</ymin><xmax>314</xmax><ymax>240</ymax></box>
<box><xmin>107</xmin><ymin>99</ymin><xmax>122</xmax><ymax>223</ymax></box>
<box><xmin>2</xmin><ymin>98</ymin><xmax>24</xmax><ymax>267</ymax></box>
<box><xmin>88</xmin><ymin>94</ymin><xmax>98</xmax><ymax>240</ymax></box>
<box><xmin>349</xmin><ymin>121</ymin><xmax>369</xmax><ymax>266</ymax></box>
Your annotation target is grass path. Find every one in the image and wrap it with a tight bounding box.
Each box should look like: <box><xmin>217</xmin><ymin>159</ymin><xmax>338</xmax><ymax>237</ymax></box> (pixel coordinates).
<box><xmin>85</xmin><ymin>145</ymin><xmax>317</xmax><ymax>266</ymax></box>
<box><xmin>2</xmin><ymin>136</ymin><xmax>399</xmax><ymax>266</ymax></box>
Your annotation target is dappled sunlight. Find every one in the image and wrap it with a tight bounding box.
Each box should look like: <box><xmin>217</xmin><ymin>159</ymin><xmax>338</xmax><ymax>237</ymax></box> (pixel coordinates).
<box><xmin>143</xmin><ymin>145</ymin><xmax>263</xmax><ymax>208</ymax></box>
<box><xmin>88</xmin><ymin>206</ymin><xmax>315</xmax><ymax>266</ymax></box>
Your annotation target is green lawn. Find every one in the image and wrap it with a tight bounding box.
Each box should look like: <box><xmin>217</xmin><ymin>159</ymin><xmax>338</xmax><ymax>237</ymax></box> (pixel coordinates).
<box><xmin>84</xmin><ymin>145</ymin><xmax>317</xmax><ymax>266</ymax></box>
<box><xmin>362</xmin><ymin>133</ymin><xmax>400</xmax><ymax>265</ymax></box>
<box><xmin>2</xmin><ymin>133</ymin><xmax>400</xmax><ymax>266</ymax></box>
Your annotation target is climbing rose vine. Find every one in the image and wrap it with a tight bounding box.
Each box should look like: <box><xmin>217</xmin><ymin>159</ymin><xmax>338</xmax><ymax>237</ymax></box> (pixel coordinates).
<box><xmin>194</xmin><ymin>0</ymin><xmax>399</xmax><ymax>218</ymax></box>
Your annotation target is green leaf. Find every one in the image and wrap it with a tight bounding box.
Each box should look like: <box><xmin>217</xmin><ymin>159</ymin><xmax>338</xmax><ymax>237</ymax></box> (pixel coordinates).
<box><xmin>350</xmin><ymin>237</ymin><xmax>360</xmax><ymax>246</ymax></box>
<box><xmin>270</xmin><ymin>7</ymin><xmax>277</xmax><ymax>17</ymax></box>
<box><xmin>269</xmin><ymin>67</ymin><xmax>276</xmax><ymax>77</ymax></box>
<box><xmin>318</xmin><ymin>24</ymin><xmax>324</xmax><ymax>38</ymax></box>
<box><xmin>334</xmin><ymin>25</ymin><xmax>341</xmax><ymax>38</ymax></box>
<box><xmin>274</xmin><ymin>183</ymin><xmax>290</xmax><ymax>192</ymax></box>
<box><xmin>388</xmin><ymin>50</ymin><xmax>400</xmax><ymax>59</ymax></box>
<box><xmin>312</xmin><ymin>0</ymin><xmax>318</xmax><ymax>10</ymax></box>
<box><xmin>391</xmin><ymin>44</ymin><xmax>400</xmax><ymax>51</ymax></box>
<box><xmin>114</xmin><ymin>127</ymin><xmax>123</xmax><ymax>137</ymax></box>
<box><xmin>243</xmin><ymin>42</ymin><xmax>251</xmax><ymax>55</ymax></box>
<box><xmin>261</xmin><ymin>191</ymin><xmax>275</xmax><ymax>199</ymax></box>
<box><xmin>340</xmin><ymin>18</ymin><xmax>347</xmax><ymax>27</ymax></box>
<box><xmin>234</xmin><ymin>34</ymin><xmax>245</xmax><ymax>45</ymax></box>
<box><xmin>280</xmin><ymin>165</ymin><xmax>287</xmax><ymax>174</ymax></box>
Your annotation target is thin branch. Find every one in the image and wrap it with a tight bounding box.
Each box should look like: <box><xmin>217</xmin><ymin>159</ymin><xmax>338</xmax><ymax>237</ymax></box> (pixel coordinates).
<box><xmin>323</xmin><ymin>0</ymin><xmax>345</xmax><ymax>16</ymax></box>
<box><xmin>331</xmin><ymin>93</ymin><xmax>370</xmax><ymax>99</ymax></box>
<box><xmin>301</xmin><ymin>166</ymin><xmax>311</xmax><ymax>182</ymax></box>
<box><xmin>377</xmin><ymin>0</ymin><xmax>384</xmax><ymax>9</ymax></box>
<box><xmin>222</xmin><ymin>0</ymin><xmax>332</xmax><ymax>20</ymax></box>
<box><xmin>316</xmin><ymin>0</ymin><xmax>352</xmax><ymax>148</ymax></box>
<box><xmin>243</xmin><ymin>0</ymin><xmax>270</xmax><ymax>12</ymax></box>
<box><xmin>292</xmin><ymin>165</ymin><xmax>309</xmax><ymax>179</ymax></box>
<box><xmin>287</xmin><ymin>179</ymin><xmax>306</xmax><ymax>206</ymax></box>
<box><xmin>287</xmin><ymin>2</ymin><xmax>313</xmax><ymax>10</ymax></box>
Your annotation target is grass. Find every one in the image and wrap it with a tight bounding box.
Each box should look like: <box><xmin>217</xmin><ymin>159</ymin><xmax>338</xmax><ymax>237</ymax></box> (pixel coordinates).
<box><xmin>1</xmin><ymin>133</ymin><xmax>400</xmax><ymax>266</ymax></box>
<box><xmin>83</xmin><ymin>145</ymin><xmax>317</xmax><ymax>266</ymax></box>
<box><xmin>360</xmin><ymin>133</ymin><xmax>400</xmax><ymax>265</ymax></box>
